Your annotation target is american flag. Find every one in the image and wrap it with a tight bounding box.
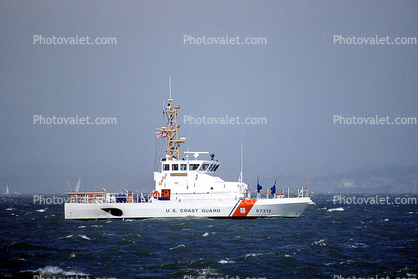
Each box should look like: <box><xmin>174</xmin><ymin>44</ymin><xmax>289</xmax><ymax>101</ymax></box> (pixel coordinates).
<box><xmin>156</xmin><ymin>131</ymin><xmax>167</xmax><ymax>138</ymax></box>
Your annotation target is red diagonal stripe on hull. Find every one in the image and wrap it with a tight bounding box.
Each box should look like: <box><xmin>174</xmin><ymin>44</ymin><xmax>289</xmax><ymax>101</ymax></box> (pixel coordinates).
<box><xmin>231</xmin><ymin>199</ymin><xmax>257</xmax><ymax>217</ymax></box>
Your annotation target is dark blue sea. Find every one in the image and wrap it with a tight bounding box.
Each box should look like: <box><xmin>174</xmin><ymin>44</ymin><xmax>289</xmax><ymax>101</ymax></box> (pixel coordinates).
<box><xmin>1</xmin><ymin>194</ymin><xmax>417</xmax><ymax>279</ymax></box>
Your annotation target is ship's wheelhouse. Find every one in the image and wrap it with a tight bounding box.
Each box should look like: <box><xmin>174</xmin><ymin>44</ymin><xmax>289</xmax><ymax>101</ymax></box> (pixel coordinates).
<box><xmin>161</xmin><ymin>160</ymin><xmax>220</xmax><ymax>173</ymax></box>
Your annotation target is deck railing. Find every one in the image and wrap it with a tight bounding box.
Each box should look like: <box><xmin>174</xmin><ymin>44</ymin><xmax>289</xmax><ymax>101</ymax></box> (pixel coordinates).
<box><xmin>66</xmin><ymin>190</ymin><xmax>135</xmax><ymax>203</ymax></box>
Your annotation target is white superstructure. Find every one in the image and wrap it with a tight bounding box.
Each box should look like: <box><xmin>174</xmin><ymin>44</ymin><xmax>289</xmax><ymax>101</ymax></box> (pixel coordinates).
<box><xmin>65</xmin><ymin>94</ymin><xmax>314</xmax><ymax>220</ymax></box>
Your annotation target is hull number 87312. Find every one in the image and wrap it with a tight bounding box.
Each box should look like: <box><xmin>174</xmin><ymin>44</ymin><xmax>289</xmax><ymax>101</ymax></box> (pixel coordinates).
<box><xmin>255</xmin><ymin>208</ymin><xmax>271</xmax><ymax>213</ymax></box>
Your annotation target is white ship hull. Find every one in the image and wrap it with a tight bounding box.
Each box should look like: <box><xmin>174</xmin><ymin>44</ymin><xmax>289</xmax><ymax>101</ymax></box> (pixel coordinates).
<box><xmin>65</xmin><ymin>197</ymin><xmax>312</xmax><ymax>219</ymax></box>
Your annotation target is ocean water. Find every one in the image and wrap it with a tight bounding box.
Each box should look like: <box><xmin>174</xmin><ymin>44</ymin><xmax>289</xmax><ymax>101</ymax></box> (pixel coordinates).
<box><xmin>1</xmin><ymin>194</ymin><xmax>417</xmax><ymax>279</ymax></box>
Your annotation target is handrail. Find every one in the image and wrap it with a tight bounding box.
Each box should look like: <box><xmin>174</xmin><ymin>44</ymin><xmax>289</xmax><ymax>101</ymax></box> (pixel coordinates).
<box><xmin>66</xmin><ymin>191</ymin><xmax>135</xmax><ymax>204</ymax></box>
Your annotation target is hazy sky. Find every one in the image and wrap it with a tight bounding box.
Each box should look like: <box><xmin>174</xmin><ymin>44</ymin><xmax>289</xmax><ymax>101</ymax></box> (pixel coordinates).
<box><xmin>1</xmin><ymin>1</ymin><xmax>417</xmax><ymax>193</ymax></box>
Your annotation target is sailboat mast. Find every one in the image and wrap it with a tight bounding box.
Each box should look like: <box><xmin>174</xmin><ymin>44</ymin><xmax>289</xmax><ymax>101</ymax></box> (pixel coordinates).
<box><xmin>307</xmin><ymin>173</ymin><xmax>310</xmax><ymax>197</ymax></box>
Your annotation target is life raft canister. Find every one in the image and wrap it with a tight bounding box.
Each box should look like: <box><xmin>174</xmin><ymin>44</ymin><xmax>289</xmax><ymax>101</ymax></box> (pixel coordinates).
<box><xmin>152</xmin><ymin>191</ymin><xmax>160</xmax><ymax>199</ymax></box>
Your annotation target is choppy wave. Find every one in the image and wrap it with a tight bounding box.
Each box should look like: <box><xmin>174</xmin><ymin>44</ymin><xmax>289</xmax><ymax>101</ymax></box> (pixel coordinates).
<box><xmin>1</xmin><ymin>194</ymin><xmax>417</xmax><ymax>279</ymax></box>
<box><xmin>312</xmin><ymin>239</ymin><xmax>327</xmax><ymax>246</ymax></box>
<box><xmin>327</xmin><ymin>207</ymin><xmax>344</xmax><ymax>212</ymax></box>
<box><xmin>170</xmin><ymin>244</ymin><xmax>186</xmax><ymax>250</ymax></box>
<box><xmin>25</xmin><ymin>265</ymin><xmax>88</xmax><ymax>276</ymax></box>
<box><xmin>218</xmin><ymin>259</ymin><xmax>235</xmax><ymax>264</ymax></box>
<box><xmin>61</xmin><ymin>234</ymin><xmax>90</xmax><ymax>240</ymax></box>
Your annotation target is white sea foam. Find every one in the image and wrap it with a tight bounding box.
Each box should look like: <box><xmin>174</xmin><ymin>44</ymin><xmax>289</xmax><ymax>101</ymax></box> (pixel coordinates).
<box><xmin>327</xmin><ymin>207</ymin><xmax>344</xmax><ymax>212</ymax></box>
<box><xmin>28</xmin><ymin>265</ymin><xmax>88</xmax><ymax>276</ymax></box>
<box><xmin>313</xmin><ymin>239</ymin><xmax>326</xmax><ymax>246</ymax></box>
<box><xmin>245</xmin><ymin>253</ymin><xmax>264</xmax><ymax>258</ymax></box>
<box><xmin>36</xmin><ymin>208</ymin><xmax>47</xmax><ymax>212</ymax></box>
<box><xmin>202</xmin><ymin>232</ymin><xmax>209</xmax><ymax>237</ymax></box>
<box><xmin>218</xmin><ymin>259</ymin><xmax>235</xmax><ymax>264</ymax></box>
<box><xmin>169</xmin><ymin>244</ymin><xmax>185</xmax><ymax>250</ymax></box>
<box><xmin>62</xmin><ymin>234</ymin><xmax>90</xmax><ymax>240</ymax></box>
<box><xmin>346</xmin><ymin>239</ymin><xmax>368</xmax><ymax>248</ymax></box>
<box><xmin>79</xmin><ymin>234</ymin><xmax>90</xmax><ymax>240</ymax></box>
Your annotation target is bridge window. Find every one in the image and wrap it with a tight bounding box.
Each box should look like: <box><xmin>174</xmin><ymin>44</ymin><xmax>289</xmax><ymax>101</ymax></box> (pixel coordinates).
<box><xmin>180</xmin><ymin>164</ymin><xmax>187</xmax><ymax>171</ymax></box>
<box><xmin>200</xmin><ymin>163</ymin><xmax>210</xmax><ymax>171</ymax></box>
<box><xmin>208</xmin><ymin>164</ymin><xmax>216</xmax><ymax>171</ymax></box>
<box><xmin>163</xmin><ymin>164</ymin><xmax>169</xmax><ymax>171</ymax></box>
<box><xmin>172</xmin><ymin>164</ymin><xmax>179</xmax><ymax>171</ymax></box>
<box><xmin>189</xmin><ymin>164</ymin><xmax>200</xmax><ymax>170</ymax></box>
<box><xmin>212</xmin><ymin>164</ymin><xmax>220</xmax><ymax>171</ymax></box>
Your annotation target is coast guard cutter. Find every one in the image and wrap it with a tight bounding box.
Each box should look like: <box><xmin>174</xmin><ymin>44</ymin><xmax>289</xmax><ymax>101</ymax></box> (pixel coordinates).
<box><xmin>65</xmin><ymin>93</ymin><xmax>314</xmax><ymax>219</ymax></box>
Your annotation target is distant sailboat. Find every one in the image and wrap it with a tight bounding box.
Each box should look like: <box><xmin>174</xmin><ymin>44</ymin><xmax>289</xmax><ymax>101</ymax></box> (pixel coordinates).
<box><xmin>65</xmin><ymin>177</ymin><xmax>81</xmax><ymax>193</ymax></box>
<box><xmin>74</xmin><ymin>177</ymin><xmax>81</xmax><ymax>192</ymax></box>
<box><xmin>5</xmin><ymin>185</ymin><xmax>10</xmax><ymax>195</ymax></box>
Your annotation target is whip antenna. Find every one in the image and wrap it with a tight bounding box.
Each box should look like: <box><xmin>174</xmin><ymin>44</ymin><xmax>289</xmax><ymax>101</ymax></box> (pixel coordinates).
<box><xmin>169</xmin><ymin>77</ymin><xmax>172</xmax><ymax>99</ymax></box>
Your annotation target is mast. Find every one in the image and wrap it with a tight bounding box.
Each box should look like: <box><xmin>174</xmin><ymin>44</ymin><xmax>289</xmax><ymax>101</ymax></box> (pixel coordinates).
<box><xmin>239</xmin><ymin>143</ymin><xmax>243</xmax><ymax>183</ymax></box>
<box><xmin>155</xmin><ymin>78</ymin><xmax>186</xmax><ymax>160</ymax></box>
<box><xmin>307</xmin><ymin>173</ymin><xmax>310</xmax><ymax>197</ymax></box>
<box><xmin>239</xmin><ymin>125</ymin><xmax>245</xmax><ymax>183</ymax></box>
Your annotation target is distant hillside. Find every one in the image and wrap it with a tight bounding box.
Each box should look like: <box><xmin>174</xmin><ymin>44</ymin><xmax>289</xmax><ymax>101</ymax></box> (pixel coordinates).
<box><xmin>262</xmin><ymin>165</ymin><xmax>418</xmax><ymax>193</ymax></box>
